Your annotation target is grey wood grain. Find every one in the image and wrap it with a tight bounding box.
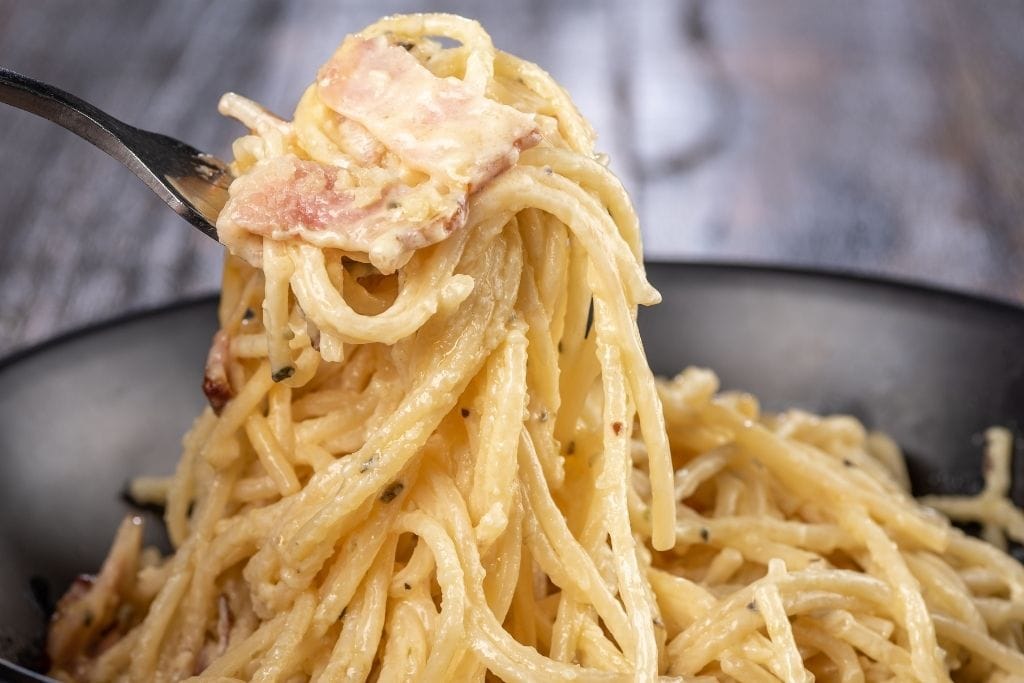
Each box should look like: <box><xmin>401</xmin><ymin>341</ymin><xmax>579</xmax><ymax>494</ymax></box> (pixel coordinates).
<box><xmin>0</xmin><ymin>0</ymin><xmax>1022</xmax><ymax>355</ymax></box>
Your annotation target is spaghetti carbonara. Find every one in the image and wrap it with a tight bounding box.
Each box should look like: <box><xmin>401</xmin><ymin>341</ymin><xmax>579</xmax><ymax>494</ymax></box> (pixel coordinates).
<box><xmin>46</xmin><ymin>14</ymin><xmax>1024</xmax><ymax>682</ymax></box>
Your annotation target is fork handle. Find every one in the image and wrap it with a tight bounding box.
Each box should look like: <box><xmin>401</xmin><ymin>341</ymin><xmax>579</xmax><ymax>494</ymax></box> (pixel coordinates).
<box><xmin>0</xmin><ymin>67</ymin><xmax>139</xmax><ymax>165</ymax></box>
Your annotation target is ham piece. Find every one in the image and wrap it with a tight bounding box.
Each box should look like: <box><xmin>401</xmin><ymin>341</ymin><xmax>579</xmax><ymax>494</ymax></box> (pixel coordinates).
<box><xmin>217</xmin><ymin>35</ymin><xmax>540</xmax><ymax>273</ymax></box>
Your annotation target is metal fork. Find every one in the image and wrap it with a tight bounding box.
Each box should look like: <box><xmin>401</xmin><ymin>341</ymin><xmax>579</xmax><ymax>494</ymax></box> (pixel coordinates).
<box><xmin>0</xmin><ymin>67</ymin><xmax>230</xmax><ymax>240</ymax></box>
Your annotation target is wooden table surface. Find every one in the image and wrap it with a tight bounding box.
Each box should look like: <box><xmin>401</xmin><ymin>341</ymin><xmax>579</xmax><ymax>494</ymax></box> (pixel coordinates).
<box><xmin>1</xmin><ymin>0</ymin><xmax>1022</xmax><ymax>355</ymax></box>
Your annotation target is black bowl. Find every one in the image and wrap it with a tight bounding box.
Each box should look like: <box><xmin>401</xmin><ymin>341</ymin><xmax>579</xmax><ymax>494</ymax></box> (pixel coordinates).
<box><xmin>1</xmin><ymin>263</ymin><xmax>1022</xmax><ymax>681</ymax></box>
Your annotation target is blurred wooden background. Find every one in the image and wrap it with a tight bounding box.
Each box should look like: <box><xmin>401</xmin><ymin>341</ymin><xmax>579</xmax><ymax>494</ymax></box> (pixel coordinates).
<box><xmin>0</xmin><ymin>0</ymin><xmax>1022</xmax><ymax>354</ymax></box>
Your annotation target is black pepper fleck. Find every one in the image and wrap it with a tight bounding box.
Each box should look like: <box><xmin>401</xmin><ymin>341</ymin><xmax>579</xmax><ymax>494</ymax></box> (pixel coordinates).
<box><xmin>461</xmin><ymin>408</ymin><xmax>470</xmax><ymax>418</ymax></box>
<box><xmin>746</xmin><ymin>600</ymin><xmax>758</xmax><ymax>612</ymax></box>
<box><xmin>380</xmin><ymin>482</ymin><xmax>404</xmax><ymax>503</ymax></box>
<box><xmin>566</xmin><ymin>441</ymin><xmax>576</xmax><ymax>456</ymax></box>
<box><xmin>842</xmin><ymin>458</ymin><xmax>854</xmax><ymax>468</ymax></box>
<box><xmin>272</xmin><ymin>366</ymin><xmax>295</xmax><ymax>382</ymax></box>
<box><xmin>404</xmin><ymin>583</ymin><xmax>411</xmax><ymax>591</ymax></box>
<box><xmin>700</xmin><ymin>527</ymin><xmax>710</xmax><ymax>542</ymax></box>
<box><xmin>612</xmin><ymin>421</ymin><xmax>623</xmax><ymax>435</ymax></box>
<box><xmin>243</xmin><ymin>308</ymin><xmax>255</xmax><ymax>321</ymax></box>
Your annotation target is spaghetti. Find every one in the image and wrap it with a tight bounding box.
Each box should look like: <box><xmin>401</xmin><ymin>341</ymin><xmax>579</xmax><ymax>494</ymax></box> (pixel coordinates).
<box><xmin>47</xmin><ymin>14</ymin><xmax>1024</xmax><ymax>682</ymax></box>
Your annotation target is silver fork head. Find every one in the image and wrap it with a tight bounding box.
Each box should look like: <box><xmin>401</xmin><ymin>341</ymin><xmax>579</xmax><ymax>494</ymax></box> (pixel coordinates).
<box><xmin>167</xmin><ymin>153</ymin><xmax>232</xmax><ymax>238</ymax></box>
<box><xmin>114</xmin><ymin>127</ymin><xmax>232</xmax><ymax>241</ymax></box>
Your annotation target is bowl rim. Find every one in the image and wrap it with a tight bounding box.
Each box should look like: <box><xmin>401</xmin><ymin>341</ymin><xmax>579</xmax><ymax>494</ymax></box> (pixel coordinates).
<box><xmin>3</xmin><ymin>260</ymin><xmax>1024</xmax><ymax>375</ymax></box>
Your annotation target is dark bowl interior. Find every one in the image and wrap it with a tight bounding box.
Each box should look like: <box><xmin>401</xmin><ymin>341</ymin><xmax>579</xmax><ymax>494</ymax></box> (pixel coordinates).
<box><xmin>1</xmin><ymin>262</ymin><xmax>1022</xmax><ymax>681</ymax></box>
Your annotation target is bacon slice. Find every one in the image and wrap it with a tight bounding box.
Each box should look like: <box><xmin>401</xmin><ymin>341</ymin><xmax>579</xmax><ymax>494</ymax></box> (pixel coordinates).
<box><xmin>218</xmin><ymin>35</ymin><xmax>539</xmax><ymax>272</ymax></box>
<box><xmin>317</xmin><ymin>36</ymin><xmax>540</xmax><ymax>190</ymax></box>
<box><xmin>217</xmin><ymin>155</ymin><xmax>465</xmax><ymax>273</ymax></box>
<box><xmin>202</xmin><ymin>329</ymin><xmax>233</xmax><ymax>414</ymax></box>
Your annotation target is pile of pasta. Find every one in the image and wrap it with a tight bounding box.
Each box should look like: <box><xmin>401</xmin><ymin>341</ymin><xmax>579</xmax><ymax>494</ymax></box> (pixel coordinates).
<box><xmin>46</xmin><ymin>13</ymin><xmax>1024</xmax><ymax>682</ymax></box>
